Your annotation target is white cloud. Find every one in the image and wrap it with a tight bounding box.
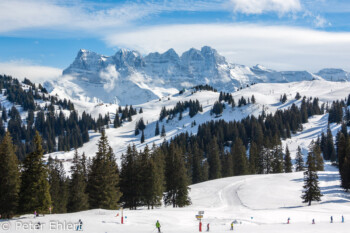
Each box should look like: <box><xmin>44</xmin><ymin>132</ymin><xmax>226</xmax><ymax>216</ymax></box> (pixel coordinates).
<box><xmin>104</xmin><ymin>23</ymin><xmax>350</xmax><ymax>72</ymax></box>
<box><xmin>99</xmin><ymin>65</ymin><xmax>119</xmax><ymax>92</ymax></box>
<box><xmin>0</xmin><ymin>60</ymin><xmax>62</xmax><ymax>83</ymax></box>
<box><xmin>0</xmin><ymin>0</ymin><xmax>225</xmax><ymax>34</ymax></box>
<box><xmin>230</xmin><ymin>0</ymin><xmax>302</xmax><ymax>14</ymax></box>
<box><xmin>314</xmin><ymin>15</ymin><xmax>329</xmax><ymax>28</ymax></box>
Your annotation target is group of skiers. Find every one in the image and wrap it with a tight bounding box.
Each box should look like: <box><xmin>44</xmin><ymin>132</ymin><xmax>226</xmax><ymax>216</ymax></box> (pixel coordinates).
<box><xmin>154</xmin><ymin>216</ymin><xmax>345</xmax><ymax>233</ymax></box>
<box><xmin>287</xmin><ymin>216</ymin><xmax>345</xmax><ymax>224</ymax></box>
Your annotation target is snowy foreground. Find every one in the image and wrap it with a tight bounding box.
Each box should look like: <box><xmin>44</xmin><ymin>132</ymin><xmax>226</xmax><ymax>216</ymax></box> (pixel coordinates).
<box><xmin>1</xmin><ymin>165</ymin><xmax>349</xmax><ymax>233</ymax></box>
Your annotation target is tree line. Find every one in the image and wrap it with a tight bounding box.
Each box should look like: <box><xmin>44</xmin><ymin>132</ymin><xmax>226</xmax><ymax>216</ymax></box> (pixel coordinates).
<box><xmin>159</xmin><ymin>99</ymin><xmax>203</xmax><ymax>121</ymax></box>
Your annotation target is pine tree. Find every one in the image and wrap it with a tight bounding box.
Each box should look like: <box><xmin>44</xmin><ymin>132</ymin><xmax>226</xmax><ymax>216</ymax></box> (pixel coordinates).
<box><xmin>284</xmin><ymin>146</ymin><xmax>292</xmax><ymax>173</ymax></box>
<box><xmin>149</xmin><ymin>146</ymin><xmax>165</xmax><ymax>208</ymax></box>
<box><xmin>164</xmin><ymin>144</ymin><xmax>191</xmax><ymax>207</ymax></box>
<box><xmin>325</xmin><ymin>125</ymin><xmax>336</xmax><ymax>161</ymax></box>
<box><xmin>312</xmin><ymin>141</ymin><xmax>324</xmax><ymax>171</ymax></box>
<box><xmin>2</xmin><ymin>108</ymin><xmax>7</xmax><ymax>122</ymax></box>
<box><xmin>251</xmin><ymin>95</ymin><xmax>256</xmax><ymax>104</ymax></box>
<box><xmin>301</xmin><ymin>148</ymin><xmax>322</xmax><ymax>206</ymax></box>
<box><xmin>161</xmin><ymin>125</ymin><xmax>166</xmax><ymax>137</ymax></box>
<box><xmin>0</xmin><ymin>132</ymin><xmax>20</xmax><ymax>218</ymax></box>
<box><xmin>272</xmin><ymin>145</ymin><xmax>284</xmax><ymax>173</ymax></box>
<box><xmin>48</xmin><ymin>157</ymin><xmax>68</xmax><ymax>213</ymax></box>
<box><xmin>249</xmin><ymin>142</ymin><xmax>258</xmax><ymax>174</ymax></box>
<box><xmin>155</xmin><ymin>121</ymin><xmax>160</xmax><ymax>136</ymax></box>
<box><xmin>341</xmin><ymin>140</ymin><xmax>350</xmax><ymax>191</ymax></box>
<box><xmin>232</xmin><ymin>138</ymin><xmax>248</xmax><ymax>175</ymax></box>
<box><xmin>295</xmin><ymin>146</ymin><xmax>304</xmax><ymax>171</ymax></box>
<box><xmin>222</xmin><ymin>152</ymin><xmax>234</xmax><ymax>177</ymax></box>
<box><xmin>68</xmin><ymin>150</ymin><xmax>89</xmax><ymax>212</ymax></box>
<box><xmin>120</xmin><ymin>145</ymin><xmax>140</xmax><ymax>209</ymax></box>
<box><xmin>178</xmin><ymin>111</ymin><xmax>183</xmax><ymax>120</ymax></box>
<box><xmin>141</xmin><ymin>130</ymin><xmax>145</xmax><ymax>143</ymax></box>
<box><xmin>207</xmin><ymin>138</ymin><xmax>222</xmax><ymax>179</ymax></box>
<box><xmin>87</xmin><ymin>130</ymin><xmax>122</xmax><ymax>209</ymax></box>
<box><xmin>212</xmin><ymin>101</ymin><xmax>223</xmax><ymax>116</ymax></box>
<box><xmin>281</xmin><ymin>93</ymin><xmax>287</xmax><ymax>103</ymax></box>
<box><xmin>138</xmin><ymin>145</ymin><xmax>164</xmax><ymax>209</ymax></box>
<box><xmin>19</xmin><ymin>131</ymin><xmax>52</xmax><ymax>214</ymax></box>
<box><xmin>113</xmin><ymin>112</ymin><xmax>121</xmax><ymax>128</ymax></box>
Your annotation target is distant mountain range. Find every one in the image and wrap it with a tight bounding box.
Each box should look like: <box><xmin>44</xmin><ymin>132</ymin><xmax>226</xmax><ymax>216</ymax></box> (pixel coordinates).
<box><xmin>45</xmin><ymin>46</ymin><xmax>350</xmax><ymax>105</ymax></box>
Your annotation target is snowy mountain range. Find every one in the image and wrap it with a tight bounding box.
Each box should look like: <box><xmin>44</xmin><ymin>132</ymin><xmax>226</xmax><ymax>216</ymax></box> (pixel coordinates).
<box><xmin>45</xmin><ymin>46</ymin><xmax>350</xmax><ymax>105</ymax></box>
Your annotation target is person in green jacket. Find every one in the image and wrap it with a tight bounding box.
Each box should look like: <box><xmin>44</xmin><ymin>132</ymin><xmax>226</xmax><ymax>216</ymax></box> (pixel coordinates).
<box><xmin>156</xmin><ymin>220</ymin><xmax>161</xmax><ymax>233</ymax></box>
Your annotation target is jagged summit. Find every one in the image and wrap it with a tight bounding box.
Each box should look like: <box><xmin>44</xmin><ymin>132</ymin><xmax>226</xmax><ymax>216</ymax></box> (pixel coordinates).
<box><xmin>50</xmin><ymin>46</ymin><xmax>349</xmax><ymax>105</ymax></box>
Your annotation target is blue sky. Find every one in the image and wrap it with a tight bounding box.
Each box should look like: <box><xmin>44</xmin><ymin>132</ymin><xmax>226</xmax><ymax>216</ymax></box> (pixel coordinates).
<box><xmin>0</xmin><ymin>0</ymin><xmax>350</xmax><ymax>81</ymax></box>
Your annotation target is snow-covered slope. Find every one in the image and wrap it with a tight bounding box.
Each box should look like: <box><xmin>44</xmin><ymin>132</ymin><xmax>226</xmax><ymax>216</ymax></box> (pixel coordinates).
<box><xmin>46</xmin><ymin>46</ymin><xmax>338</xmax><ymax>105</ymax></box>
<box><xmin>47</xmin><ymin>79</ymin><xmax>350</xmax><ymax>173</ymax></box>
<box><xmin>3</xmin><ymin>164</ymin><xmax>349</xmax><ymax>233</ymax></box>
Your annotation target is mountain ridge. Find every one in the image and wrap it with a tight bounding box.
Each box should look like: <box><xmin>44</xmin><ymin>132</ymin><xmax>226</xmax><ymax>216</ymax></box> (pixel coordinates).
<box><xmin>47</xmin><ymin>46</ymin><xmax>350</xmax><ymax>105</ymax></box>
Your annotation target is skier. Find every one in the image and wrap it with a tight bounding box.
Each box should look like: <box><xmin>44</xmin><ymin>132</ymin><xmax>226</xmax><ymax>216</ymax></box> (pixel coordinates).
<box><xmin>207</xmin><ymin>223</ymin><xmax>210</xmax><ymax>232</ymax></box>
<box><xmin>331</xmin><ymin>216</ymin><xmax>333</xmax><ymax>223</ymax></box>
<box><xmin>34</xmin><ymin>210</ymin><xmax>37</xmax><ymax>218</ymax></box>
<box><xmin>287</xmin><ymin>217</ymin><xmax>290</xmax><ymax>224</ymax></box>
<box><xmin>312</xmin><ymin>219</ymin><xmax>315</xmax><ymax>224</ymax></box>
<box><xmin>342</xmin><ymin>215</ymin><xmax>344</xmax><ymax>223</ymax></box>
<box><xmin>156</xmin><ymin>220</ymin><xmax>161</xmax><ymax>233</ymax></box>
<box><xmin>76</xmin><ymin>219</ymin><xmax>83</xmax><ymax>231</ymax></box>
<box><xmin>230</xmin><ymin>221</ymin><xmax>234</xmax><ymax>230</ymax></box>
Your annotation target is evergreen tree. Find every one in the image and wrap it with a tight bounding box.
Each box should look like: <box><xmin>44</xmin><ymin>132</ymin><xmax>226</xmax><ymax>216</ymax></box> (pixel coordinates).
<box><xmin>0</xmin><ymin>132</ymin><xmax>20</xmax><ymax>218</ymax></box>
<box><xmin>164</xmin><ymin>144</ymin><xmax>191</xmax><ymax>207</ymax></box>
<box><xmin>113</xmin><ymin>112</ymin><xmax>121</xmax><ymax>128</ymax></box>
<box><xmin>120</xmin><ymin>145</ymin><xmax>140</xmax><ymax>209</ymax></box>
<box><xmin>222</xmin><ymin>152</ymin><xmax>234</xmax><ymax>177</ymax></box>
<box><xmin>280</xmin><ymin>93</ymin><xmax>287</xmax><ymax>103</ymax></box>
<box><xmin>161</xmin><ymin>125</ymin><xmax>166</xmax><ymax>137</ymax></box>
<box><xmin>138</xmin><ymin>145</ymin><xmax>165</xmax><ymax>209</ymax></box>
<box><xmin>325</xmin><ymin>125</ymin><xmax>336</xmax><ymax>161</ymax></box>
<box><xmin>149</xmin><ymin>146</ymin><xmax>165</xmax><ymax>208</ymax></box>
<box><xmin>249</xmin><ymin>142</ymin><xmax>258</xmax><ymax>174</ymax></box>
<box><xmin>301</xmin><ymin>148</ymin><xmax>322</xmax><ymax>205</ymax></box>
<box><xmin>272</xmin><ymin>145</ymin><xmax>284</xmax><ymax>173</ymax></box>
<box><xmin>251</xmin><ymin>95</ymin><xmax>256</xmax><ymax>104</ymax></box>
<box><xmin>284</xmin><ymin>146</ymin><xmax>292</xmax><ymax>173</ymax></box>
<box><xmin>48</xmin><ymin>157</ymin><xmax>68</xmax><ymax>213</ymax></box>
<box><xmin>68</xmin><ymin>150</ymin><xmax>89</xmax><ymax>212</ymax></box>
<box><xmin>295</xmin><ymin>146</ymin><xmax>304</xmax><ymax>172</ymax></box>
<box><xmin>312</xmin><ymin>141</ymin><xmax>324</xmax><ymax>171</ymax></box>
<box><xmin>155</xmin><ymin>121</ymin><xmax>160</xmax><ymax>136</ymax></box>
<box><xmin>207</xmin><ymin>138</ymin><xmax>222</xmax><ymax>179</ymax></box>
<box><xmin>341</xmin><ymin>138</ymin><xmax>350</xmax><ymax>191</ymax></box>
<box><xmin>19</xmin><ymin>131</ymin><xmax>52</xmax><ymax>214</ymax></box>
<box><xmin>87</xmin><ymin>130</ymin><xmax>122</xmax><ymax>209</ymax></box>
<box><xmin>2</xmin><ymin>108</ymin><xmax>7</xmax><ymax>122</ymax></box>
<box><xmin>141</xmin><ymin>130</ymin><xmax>145</xmax><ymax>143</ymax></box>
<box><xmin>212</xmin><ymin>101</ymin><xmax>223</xmax><ymax>116</ymax></box>
<box><xmin>232</xmin><ymin>138</ymin><xmax>248</xmax><ymax>175</ymax></box>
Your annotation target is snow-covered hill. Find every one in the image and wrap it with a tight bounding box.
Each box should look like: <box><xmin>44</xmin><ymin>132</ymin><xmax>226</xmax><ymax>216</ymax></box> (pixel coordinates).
<box><xmin>46</xmin><ymin>79</ymin><xmax>350</xmax><ymax>173</ymax></box>
<box><xmin>2</xmin><ymin>163</ymin><xmax>349</xmax><ymax>233</ymax></box>
<box><xmin>44</xmin><ymin>46</ymin><xmax>350</xmax><ymax>105</ymax></box>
